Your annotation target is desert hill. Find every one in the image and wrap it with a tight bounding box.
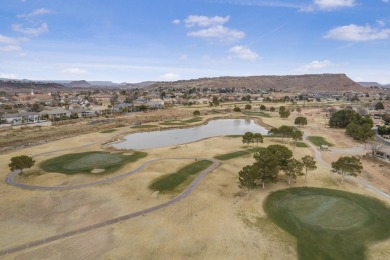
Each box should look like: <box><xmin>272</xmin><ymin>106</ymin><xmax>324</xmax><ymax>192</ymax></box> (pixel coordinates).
<box><xmin>150</xmin><ymin>74</ymin><xmax>367</xmax><ymax>93</ymax></box>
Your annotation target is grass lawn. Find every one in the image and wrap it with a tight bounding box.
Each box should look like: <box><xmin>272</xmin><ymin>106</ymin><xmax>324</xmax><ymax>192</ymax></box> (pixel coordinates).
<box><xmin>307</xmin><ymin>136</ymin><xmax>334</xmax><ymax>147</ymax></box>
<box><xmin>215</xmin><ymin>147</ymin><xmax>266</xmax><ymax>160</ymax></box>
<box><xmin>264</xmin><ymin>187</ymin><xmax>390</xmax><ymax>260</ymax></box>
<box><xmin>159</xmin><ymin>121</ymin><xmax>187</xmax><ymax>126</ymax></box>
<box><xmin>100</xmin><ymin>129</ymin><xmax>118</xmax><ymax>133</ymax></box>
<box><xmin>149</xmin><ymin>160</ymin><xmax>213</xmax><ymax>193</ymax></box>
<box><xmin>40</xmin><ymin>151</ymin><xmax>147</xmax><ymax>174</ymax></box>
<box><xmin>183</xmin><ymin>117</ymin><xmax>203</xmax><ymax>123</ymax></box>
<box><xmin>295</xmin><ymin>142</ymin><xmax>309</xmax><ymax>147</ymax></box>
<box><xmin>242</xmin><ymin>111</ymin><xmax>271</xmax><ymax>118</ymax></box>
<box><xmin>131</xmin><ymin>124</ymin><xmax>159</xmax><ymax>129</ymax></box>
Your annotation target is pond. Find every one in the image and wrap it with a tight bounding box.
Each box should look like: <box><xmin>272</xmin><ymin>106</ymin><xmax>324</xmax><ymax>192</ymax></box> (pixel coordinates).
<box><xmin>112</xmin><ymin>119</ymin><xmax>268</xmax><ymax>150</ymax></box>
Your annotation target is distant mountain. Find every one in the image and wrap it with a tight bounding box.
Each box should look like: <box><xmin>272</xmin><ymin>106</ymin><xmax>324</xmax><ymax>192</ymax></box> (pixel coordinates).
<box><xmin>66</xmin><ymin>80</ymin><xmax>92</xmax><ymax>88</ymax></box>
<box><xmin>150</xmin><ymin>74</ymin><xmax>367</xmax><ymax>93</ymax></box>
<box><xmin>0</xmin><ymin>80</ymin><xmax>66</xmax><ymax>92</ymax></box>
<box><xmin>358</xmin><ymin>82</ymin><xmax>390</xmax><ymax>89</ymax></box>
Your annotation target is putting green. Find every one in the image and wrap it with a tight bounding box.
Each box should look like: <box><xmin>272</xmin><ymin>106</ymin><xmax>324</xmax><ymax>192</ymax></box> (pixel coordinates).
<box><xmin>264</xmin><ymin>187</ymin><xmax>390</xmax><ymax>260</ymax></box>
<box><xmin>40</xmin><ymin>151</ymin><xmax>147</xmax><ymax>175</ymax></box>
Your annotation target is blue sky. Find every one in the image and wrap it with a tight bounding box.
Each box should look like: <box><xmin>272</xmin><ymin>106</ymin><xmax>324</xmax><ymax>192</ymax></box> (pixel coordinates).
<box><xmin>1</xmin><ymin>0</ymin><xmax>390</xmax><ymax>83</ymax></box>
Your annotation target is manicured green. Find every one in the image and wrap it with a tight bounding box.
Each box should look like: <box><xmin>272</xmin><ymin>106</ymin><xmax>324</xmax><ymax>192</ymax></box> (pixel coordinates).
<box><xmin>149</xmin><ymin>160</ymin><xmax>213</xmax><ymax>193</ymax></box>
<box><xmin>307</xmin><ymin>136</ymin><xmax>333</xmax><ymax>147</ymax></box>
<box><xmin>100</xmin><ymin>129</ymin><xmax>118</xmax><ymax>133</ymax></box>
<box><xmin>131</xmin><ymin>124</ymin><xmax>159</xmax><ymax>129</ymax></box>
<box><xmin>183</xmin><ymin>117</ymin><xmax>203</xmax><ymax>123</ymax></box>
<box><xmin>159</xmin><ymin>121</ymin><xmax>187</xmax><ymax>126</ymax></box>
<box><xmin>264</xmin><ymin>187</ymin><xmax>390</xmax><ymax>260</ymax></box>
<box><xmin>242</xmin><ymin>111</ymin><xmax>271</xmax><ymax>118</ymax></box>
<box><xmin>214</xmin><ymin>147</ymin><xmax>265</xmax><ymax>161</ymax></box>
<box><xmin>295</xmin><ymin>142</ymin><xmax>308</xmax><ymax>147</ymax></box>
<box><xmin>40</xmin><ymin>151</ymin><xmax>147</xmax><ymax>174</ymax></box>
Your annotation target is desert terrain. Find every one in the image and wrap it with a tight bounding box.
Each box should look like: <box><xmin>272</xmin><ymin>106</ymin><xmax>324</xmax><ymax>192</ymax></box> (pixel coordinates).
<box><xmin>0</xmin><ymin>106</ymin><xmax>389</xmax><ymax>259</ymax></box>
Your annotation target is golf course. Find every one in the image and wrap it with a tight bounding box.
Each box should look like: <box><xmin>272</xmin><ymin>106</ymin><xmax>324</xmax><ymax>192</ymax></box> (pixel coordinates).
<box><xmin>264</xmin><ymin>187</ymin><xmax>390</xmax><ymax>260</ymax></box>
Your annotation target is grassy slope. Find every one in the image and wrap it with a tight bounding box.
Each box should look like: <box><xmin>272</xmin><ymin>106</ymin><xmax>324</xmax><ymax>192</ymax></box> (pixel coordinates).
<box><xmin>308</xmin><ymin>136</ymin><xmax>334</xmax><ymax>147</ymax></box>
<box><xmin>149</xmin><ymin>160</ymin><xmax>213</xmax><ymax>193</ymax></box>
<box><xmin>264</xmin><ymin>187</ymin><xmax>390</xmax><ymax>260</ymax></box>
<box><xmin>40</xmin><ymin>151</ymin><xmax>147</xmax><ymax>174</ymax></box>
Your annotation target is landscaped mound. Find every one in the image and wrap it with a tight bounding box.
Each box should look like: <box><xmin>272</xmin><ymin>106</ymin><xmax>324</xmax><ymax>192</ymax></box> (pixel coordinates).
<box><xmin>264</xmin><ymin>187</ymin><xmax>390</xmax><ymax>260</ymax></box>
<box><xmin>40</xmin><ymin>151</ymin><xmax>147</xmax><ymax>174</ymax></box>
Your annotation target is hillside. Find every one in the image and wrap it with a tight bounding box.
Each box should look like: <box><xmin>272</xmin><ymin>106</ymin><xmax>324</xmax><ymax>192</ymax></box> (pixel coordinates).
<box><xmin>149</xmin><ymin>74</ymin><xmax>367</xmax><ymax>93</ymax></box>
<box><xmin>0</xmin><ymin>80</ymin><xmax>66</xmax><ymax>93</ymax></box>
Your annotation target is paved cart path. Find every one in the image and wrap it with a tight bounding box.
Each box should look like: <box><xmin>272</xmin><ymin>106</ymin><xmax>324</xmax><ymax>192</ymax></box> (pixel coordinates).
<box><xmin>303</xmin><ymin>131</ymin><xmax>390</xmax><ymax>201</ymax></box>
<box><xmin>1</xmin><ymin>157</ymin><xmax>220</xmax><ymax>256</ymax></box>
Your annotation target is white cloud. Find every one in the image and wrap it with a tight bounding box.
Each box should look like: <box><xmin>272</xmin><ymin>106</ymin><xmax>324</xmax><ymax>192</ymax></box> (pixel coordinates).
<box><xmin>314</xmin><ymin>0</ymin><xmax>355</xmax><ymax>9</ymax></box>
<box><xmin>299</xmin><ymin>60</ymin><xmax>335</xmax><ymax>71</ymax></box>
<box><xmin>12</xmin><ymin>22</ymin><xmax>48</xmax><ymax>37</ymax></box>
<box><xmin>377</xmin><ymin>20</ymin><xmax>386</xmax><ymax>27</ymax></box>
<box><xmin>0</xmin><ymin>73</ymin><xmax>17</xmax><ymax>79</ymax></box>
<box><xmin>229</xmin><ymin>45</ymin><xmax>259</xmax><ymax>61</ymax></box>
<box><xmin>188</xmin><ymin>25</ymin><xmax>245</xmax><ymax>42</ymax></box>
<box><xmin>172</xmin><ymin>19</ymin><xmax>181</xmax><ymax>25</ymax></box>
<box><xmin>382</xmin><ymin>0</ymin><xmax>389</xmax><ymax>3</ymax></box>
<box><xmin>325</xmin><ymin>24</ymin><xmax>390</xmax><ymax>41</ymax></box>
<box><xmin>17</xmin><ymin>8</ymin><xmax>52</xmax><ymax>18</ymax></box>
<box><xmin>0</xmin><ymin>45</ymin><xmax>22</xmax><ymax>52</ymax></box>
<box><xmin>61</xmin><ymin>68</ymin><xmax>88</xmax><ymax>75</ymax></box>
<box><xmin>0</xmin><ymin>35</ymin><xmax>19</xmax><ymax>44</ymax></box>
<box><xmin>184</xmin><ymin>15</ymin><xmax>230</xmax><ymax>27</ymax></box>
<box><xmin>160</xmin><ymin>73</ymin><xmax>181</xmax><ymax>81</ymax></box>
<box><xmin>180</xmin><ymin>54</ymin><xmax>188</xmax><ymax>60</ymax></box>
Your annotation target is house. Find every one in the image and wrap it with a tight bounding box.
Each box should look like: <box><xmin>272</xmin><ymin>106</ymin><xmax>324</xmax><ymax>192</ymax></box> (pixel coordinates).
<box><xmin>113</xmin><ymin>103</ymin><xmax>133</xmax><ymax>113</ymax></box>
<box><xmin>376</xmin><ymin>146</ymin><xmax>390</xmax><ymax>161</ymax></box>
<box><xmin>1</xmin><ymin>112</ymin><xmax>42</xmax><ymax>125</ymax></box>
<box><xmin>40</xmin><ymin>108</ymin><xmax>71</xmax><ymax>120</ymax></box>
<box><xmin>320</xmin><ymin>145</ymin><xmax>330</xmax><ymax>151</ymax></box>
<box><xmin>69</xmin><ymin>108</ymin><xmax>96</xmax><ymax>118</ymax></box>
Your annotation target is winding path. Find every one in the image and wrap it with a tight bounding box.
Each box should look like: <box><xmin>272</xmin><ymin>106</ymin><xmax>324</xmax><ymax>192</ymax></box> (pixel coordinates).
<box><xmin>1</xmin><ymin>158</ymin><xmax>220</xmax><ymax>256</ymax></box>
<box><xmin>302</xmin><ymin>132</ymin><xmax>390</xmax><ymax>200</ymax></box>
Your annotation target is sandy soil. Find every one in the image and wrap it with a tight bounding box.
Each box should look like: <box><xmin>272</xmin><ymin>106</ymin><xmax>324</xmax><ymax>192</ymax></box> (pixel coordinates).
<box><xmin>1</xmin><ymin>109</ymin><xmax>389</xmax><ymax>259</ymax></box>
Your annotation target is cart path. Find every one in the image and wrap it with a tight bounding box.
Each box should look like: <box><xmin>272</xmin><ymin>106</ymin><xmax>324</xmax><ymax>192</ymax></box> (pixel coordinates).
<box><xmin>303</xmin><ymin>131</ymin><xmax>390</xmax><ymax>200</ymax></box>
<box><xmin>0</xmin><ymin>158</ymin><xmax>220</xmax><ymax>257</ymax></box>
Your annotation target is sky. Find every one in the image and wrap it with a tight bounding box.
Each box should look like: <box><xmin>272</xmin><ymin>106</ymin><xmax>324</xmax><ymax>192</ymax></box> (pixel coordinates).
<box><xmin>1</xmin><ymin>0</ymin><xmax>390</xmax><ymax>84</ymax></box>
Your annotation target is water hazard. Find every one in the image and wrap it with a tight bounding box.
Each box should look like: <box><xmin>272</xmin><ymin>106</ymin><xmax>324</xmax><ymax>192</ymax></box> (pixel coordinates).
<box><xmin>113</xmin><ymin>119</ymin><xmax>268</xmax><ymax>150</ymax></box>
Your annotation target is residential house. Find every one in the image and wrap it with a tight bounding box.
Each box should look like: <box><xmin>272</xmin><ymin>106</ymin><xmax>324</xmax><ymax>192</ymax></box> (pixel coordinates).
<box><xmin>1</xmin><ymin>112</ymin><xmax>42</xmax><ymax>125</ymax></box>
<box><xmin>40</xmin><ymin>108</ymin><xmax>71</xmax><ymax>120</ymax></box>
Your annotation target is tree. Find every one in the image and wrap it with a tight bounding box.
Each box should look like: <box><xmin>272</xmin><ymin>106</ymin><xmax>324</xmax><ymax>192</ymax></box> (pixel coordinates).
<box><xmin>284</xmin><ymin>158</ymin><xmax>304</xmax><ymax>185</ymax></box>
<box><xmin>193</xmin><ymin>110</ymin><xmax>200</xmax><ymax>116</ymax></box>
<box><xmin>279</xmin><ymin>106</ymin><xmax>286</xmax><ymax>112</ymax></box>
<box><xmin>242</xmin><ymin>132</ymin><xmax>254</xmax><ymax>146</ymax></box>
<box><xmin>368</xmin><ymin>140</ymin><xmax>383</xmax><ymax>158</ymax></box>
<box><xmin>233</xmin><ymin>106</ymin><xmax>241</xmax><ymax>112</ymax></box>
<box><xmin>212</xmin><ymin>96</ymin><xmax>220</xmax><ymax>106</ymax></box>
<box><xmin>253</xmin><ymin>133</ymin><xmax>264</xmax><ymax>146</ymax></box>
<box><xmin>329</xmin><ymin>110</ymin><xmax>360</xmax><ymax>128</ymax></box>
<box><xmin>296</xmin><ymin>106</ymin><xmax>302</xmax><ymax>113</ymax></box>
<box><xmin>294</xmin><ymin>116</ymin><xmax>308</xmax><ymax>127</ymax></box>
<box><xmin>375</xmin><ymin>102</ymin><xmax>384</xmax><ymax>110</ymax></box>
<box><xmin>245</xmin><ymin>104</ymin><xmax>252</xmax><ymax>110</ymax></box>
<box><xmin>331</xmin><ymin>156</ymin><xmax>363</xmax><ymax>183</ymax></box>
<box><xmin>238</xmin><ymin>150</ymin><xmax>279</xmax><ymax>189</ymax></box>
<box><xmin>260</xmin><ymin>105</ymin><xmax>266</xmax><ymax>111</ymax></box>
<box><xmin>267</xmin><ymin>144</ymin><xmax>293</xmax><ymax>172</ymax></box>
<box><xmin>279</xmin><ymin>110</ymin><xmax>291</xmax><ymax>119</ymax></box>
<box><xmin>301</xmin><ymin>155</ymin><xmax>317</xmax><ymax>182</ymax></box>
<box><xmin>9</xmin><ymin>155</ymin><xmax>35</xmax><ymax>175</ymax></box>
<box><xmin>270</xmin><ymin>107</ymin><xmax>275</xmax><ymax>112</ymax></box>
<box><xmin>291</xmin><ymin>129</ymin><xmax>303</xmax><ymax>146</ymax></box>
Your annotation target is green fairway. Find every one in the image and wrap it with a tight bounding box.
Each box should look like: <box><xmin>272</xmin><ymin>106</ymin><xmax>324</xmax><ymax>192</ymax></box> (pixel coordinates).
<box><xmin>131</xmin><ymin>124</ymin><xmax>159</xmax><ymax>129</ymax></box>
<box><xmin>40</xmin><ymin>151</ymin><xmax>147</xmax><ymax>174</ymax></box>
<box><xmin>295</xmin><ymin>141</ymin><xmax>308</xmax><ymax>147</ymax></box>
<box><xmin>307</xmin><ymin>136</ymin><xmax>334</xmax><ymax>147</ymax></box>
<box><xmin>264</xmin><ymin>187</ymin><xmax>390</xmax><ymax>260</ymax></box>
<box><xmin>242</xmin><ymin>111</ymin><xmax>271</xmax><ymax>118</ymax></box>
<box><xmin>149</xmin><ymin>160</ymin><xmax>213</xmax><ymax>193</ymax></box>
<box><xmin>214</xmin><ymin>147</ymin><xmax>265</xmax><ymax>160</ymax></box>
<box><xmin>100</xmin><ymin>129</ymin><xmax>118</xmax><ymax>133</ymax></box>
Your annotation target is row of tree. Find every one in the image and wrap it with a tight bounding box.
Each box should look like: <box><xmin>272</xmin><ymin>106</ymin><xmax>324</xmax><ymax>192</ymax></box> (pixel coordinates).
<box><xmin>238</xmin><ymin>145</ymin><xmax>317</xmax><ymax>189</ymax></box>
<box><xmin>268</xmin><ymin>125</ymin><xmax>303</xmax><ymax>145</ymax></box>
<box><xmin>239</xmin><ymin>145</ymin><xmax>364</xmax><ymax>189</ymax></box>
<box><xmin>329</xmin><ymin>110</ymin><xmax>375</xmax><ymax>143</ymax></box>
<box><xmin>242</xmin><ymin>132</ymin><xmax>264</xmax><ymax>146</ymax></box>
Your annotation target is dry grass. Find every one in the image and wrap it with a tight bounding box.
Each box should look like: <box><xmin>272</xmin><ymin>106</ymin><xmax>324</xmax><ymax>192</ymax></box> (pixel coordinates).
<box><xmin>0</xmin><ymin>108</ymin><xmax>389</xmax><ymax>259</ymax></box>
